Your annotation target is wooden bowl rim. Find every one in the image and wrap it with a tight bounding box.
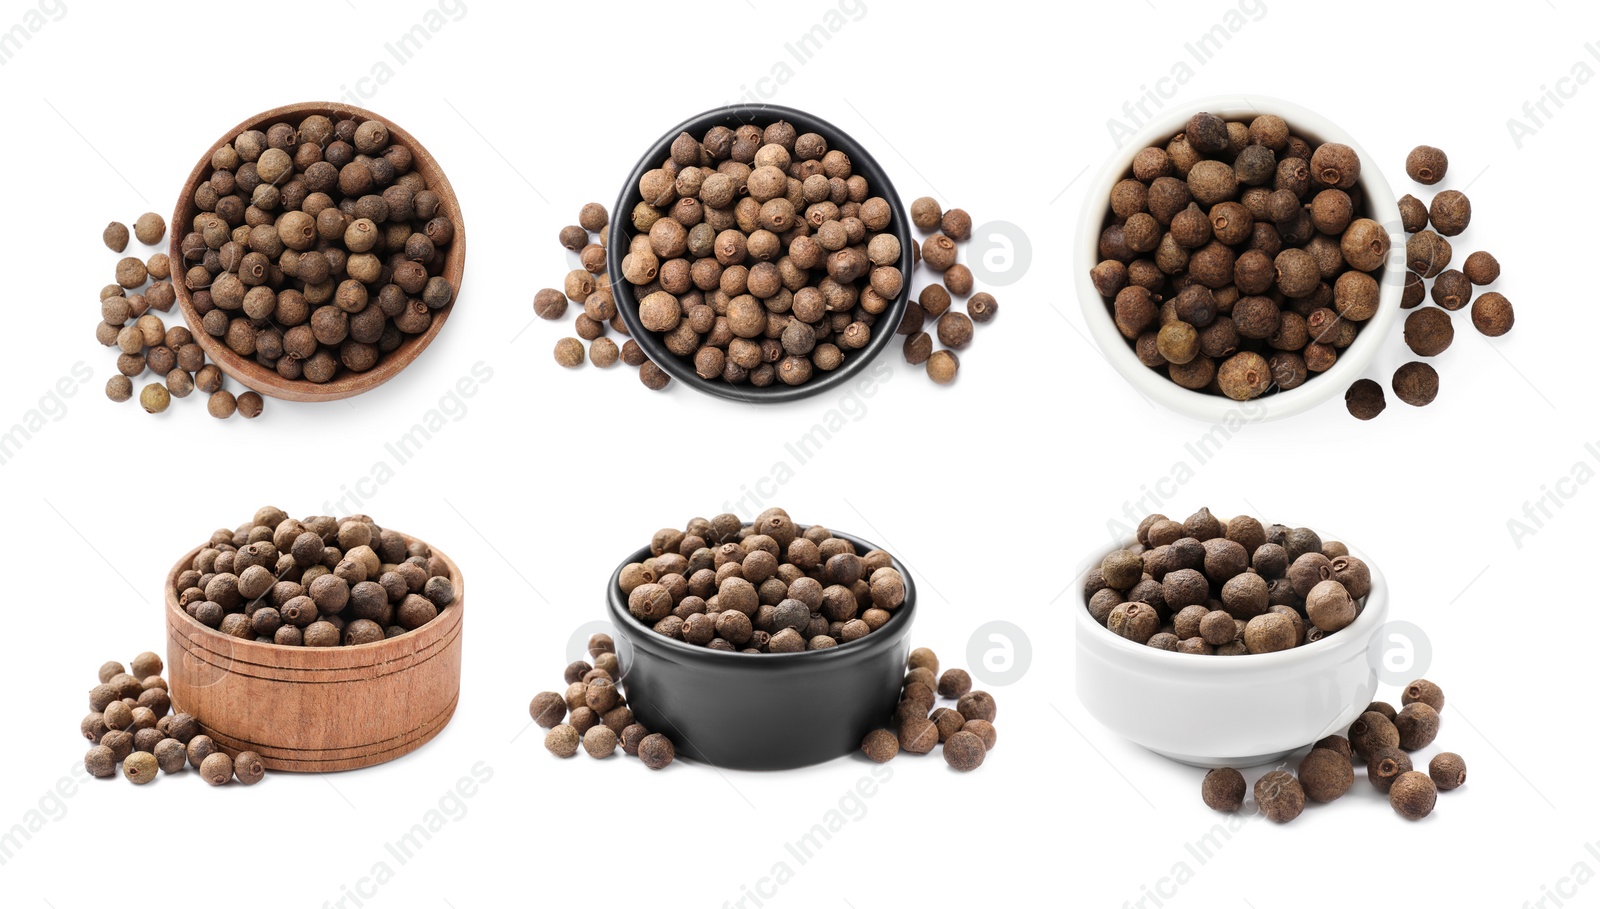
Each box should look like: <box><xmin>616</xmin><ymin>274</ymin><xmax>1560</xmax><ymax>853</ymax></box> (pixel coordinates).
<box><xmin>164</xmin><ymin>528</ymin><xmax>464</xmax><ymax>670</ymax></box>
<box><xmin>168</xmin><ymin>101</ymin><xmax>467</xmax><ymax>403</ymax></box>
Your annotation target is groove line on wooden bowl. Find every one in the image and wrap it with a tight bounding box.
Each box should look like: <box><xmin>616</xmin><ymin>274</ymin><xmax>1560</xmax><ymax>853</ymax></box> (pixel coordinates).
<box><xmin>202</xmin><ymin>692</ymin><xmax>457</xmax><ymax>759</ymax></box>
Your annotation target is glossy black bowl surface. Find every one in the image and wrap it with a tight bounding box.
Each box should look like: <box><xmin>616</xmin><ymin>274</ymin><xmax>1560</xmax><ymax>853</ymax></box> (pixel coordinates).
<box><xmin>606</xmin><ymin>528</ymin><xmax>916</xmax><ymax>769</ymax></box>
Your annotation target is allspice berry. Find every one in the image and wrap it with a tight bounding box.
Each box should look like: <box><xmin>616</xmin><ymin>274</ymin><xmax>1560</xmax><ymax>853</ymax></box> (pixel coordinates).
<box><xmin>530</xmin><ymin>691</ymin><xmax>566</xmax><ymax>728</ymax></box>
<box><xmin>926</xmin><ymin>350</ymin><xmax>959</xmax><ymax>384</ymax></box>
<box><xmin>85</xmin><ymin>745</ymin><xmax>116</xmax><ymax>779</ymax></box>
<box><xmin>1428</xmin><ymin>190</ymin><xmax>1471</xmax><ymax>236</ymax></box>
<box><xmin>134</xmin><ymin>212</ymin><xmax>166</xmax><ymax>245</ymax></box>
<box><xmin>1254</xmin><ymin>770</ymin><xmax>1305</xmax><ymax>823</ymax></box>
<box><xmin>1405</xmin><ymin>146</ymin><xmax>1448</xmax><ymax>185</ymax></box>
<box><xmin>582</xmin><ymin>725</ymin><xmax>618</xmax><ymax>758</ymax></box>
<box><xmin>862</xmin><ymin>728</ymin><xmax>899</xmax><ymax>762</ymax></box>
<box><xmin>124</xmin><ymin>751</ymin><xmax>159</xmax><ymax>785</ymax></box>
<box><xmin>1429</xmin><ymin>752</ymin><xmax>1467</xmax><ymax>791</ymax></box>
<box><xmin>899</xmin><ymin>716</ymin><xmax>939</xmax><ymax>754</ymax></box>
<box><xmin>200</xmin><ymin>752</ymin><xmax>234</xmax><ymax>786</ymax></box>
<box><xmin>1403</xmin><ymin>307</ymin><xmax>1453</xmax><ymax>357</ymax></box>
<box><xmin>554</xmin><ymin>337</ymin><xmax>585</xmax><ymax>368</ymax></box>
<box><xmin>1202</xmin><ymin>767</ymin><xmax>1246</xmax><ymax>811</ymax></box>
<box><xmin>187</xmin><ymin>734</ymin><xmax>217</xmax><ymax>769</ymax></box>
<box><xmin>1368</xmin><ymin>747</ymin><xmax>1413</xmax><ymax>793</ymax></box>
<box><xmin>638</xmin><ymin>733</ymin><xmax>675</xmax><ymax>770</ymax></box>
<box><xmin>956</xmin><ymin>690</ymin><xmax>996</xmax><ymax>723</ymax></box>
<box><xmin>1462</xmin><ymin>251</ymin><xmax>1499</xmax><ymax>286</ymax></box>
<box><xmin>1402</xmin><ymin>679</ymin><xmax>1446</xmax><ymax>713</ymax></box>
<box><xmin>1345</xmin><ymin>379</ymin><xmax>1386</xmax><ymax>421</ymax></box>
<box><xmin>154</xmin><ymin>738</ymin><xmax>187</xmax><ymax>774</ymax></box>
<box><xmin>1392</xmin><ymin>362</ymin><xmax>1439</xmax><ymax>407</ymax></box>
<box><xmin>233</xmin><ymin>751</ymin><xmax>266</xmax><ymax>785</ymax></box>
<box><xmin>943</xmin><ymin>730</ymin><xmax>986</xmax><ymax>772</ymax></box>
<box><xmin>140</xmin><ymin>383</ymin><xmax>171</xmax><ymax>414</ymax></box>
<box><xmin>1298</xmin><ymin>748</ymin><xmax>1354</xmax><ymax>802</ymax></box>
<box><xmin>1390</xmin><ymin>770</ymin><xmax>1437</xmax><ymax>820</ymax></box>
<box><xmin>1395</xmin><ymin>702</ymin><xmax>1441</xmax><ymax>751</ymax></box>
<box><xmin>544</xmin><ymin>724</ymin><xmax>580</xmax><ymax>758</ymax></box>
<box><xmin>104</xmin><ymin>221</ymin><xmax>130</xmax><ymax>252</ymax></box>
<box><xmin>937</xmin><ymin>668</ymin><xmax>972</xmax><ymax>699</ymax></box>
<box><xmin>1348</xmin><ymin>711</ymin><xmax>1400</xmax><ymax>761</ymax></box>
<box><xmin>910</xmin><ymin>196</ymin><xmax>942</xmax><ymax>231</ymax></box>
<box><xmin>1471</xmin><ymin>292</ymin><xmax>1513</xmax><ymax>337</ymax></box>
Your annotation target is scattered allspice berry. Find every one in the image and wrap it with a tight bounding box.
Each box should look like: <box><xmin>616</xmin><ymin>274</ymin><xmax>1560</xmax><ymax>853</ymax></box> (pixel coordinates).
<box><xmin>545</xmin><ymin>724</ymin><xmax>580</xmax><ymax>757</ymax></box>
<box><xmin>1202</xmin><ymin>767</ymin><xmax>1246</xmax><ymax>812</ymax></box>
<box><xmin>123</xmin><ymin>751</ymin><xmax>159</xmax><ymax>785</ymax></box>
<box><xmin>1389</xmin><ymin>770</ymin><xmax>1437</xmax><ymax>820</ymax></box>
<box><xmin>862</xmin><ymin>728</ymin><xmax>899</xmax><ymax>763</ymax></box>
<box><xmin>103</xmin><ymin>222</ymin><xmax>129</xmax><ymax>252</ymax></box>
<box><xmin>942</xmin><ymin>730</ymin><xmax>986</xmax><ymax>772</ymax></box>
<box><xmin>1254</xmin><ymin>770</ymin><xmax>1306</xmax><ymax>823</ymax></box>
<box><xmin>233</xmin><ymin>751</ymin><xmax>266</xmax><ymax>785</ymax></box>
<box><xmin>1345</xmin><ymin>378</ymin><xmax>1386</xmax><ymax>420</ymax></box>
<box><xmin>1298</xmin><ymin>748</ymin><xmax>1354</xmax><ymax>802</ymax></box>
<box><xmin>1406</xmin><ymin>145</ymin><xmax>1448</xmax><ymax>185</ymax></box>
<box><xmin>1462</xmin><ymin>251</ymin><xmax>1499</xmax><ymax>286</ymax></box>
<box><xmin>1470</xmin><ymin>292</ymin><xmax>1513</xmax><ymax>337</ymax></box>
<box><xmin>1368</xmin><ymin>748</ymin><xmax>1413</xmax><ymax>793</ymax></box>
<box><xmin>1394</xmin><ymin>702</ymin><xmax>1441</xmax><ymax>751</ymax></box>
<box><xmin>200</xmin><ymin>752</ymin><xmax>234</xmax><ymax>786</ymax></box>
<box><xmin>638</xmin><ymin>733</ymin><xmax>675</xmax><ymax>770</ymax></box>
<box><xmin>1402</xmin><ymin>678</ymin><xmax>1445</xmax><ymax>712</ymax></box>
<box><xmin>1392</xmin><ymin>362</ymin><xmax>1439</xmax><ymax>407</ymax></box>
<box><xmin>1429</xmin><ymin>752</ymin><xmax>1467</xmax><ymax>791</ymax></box>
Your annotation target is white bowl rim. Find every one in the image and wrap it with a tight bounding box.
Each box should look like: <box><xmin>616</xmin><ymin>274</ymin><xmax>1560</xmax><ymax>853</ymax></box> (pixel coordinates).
<box><xmin>1073</xmin><ymin>93</ymin><xmax>1403</xmax><ymax>423</ymax></box>
<box><xmin>1073</xmin><ymin>529</ymin><xmax>1388</xmax><ymax>671</ymax></box>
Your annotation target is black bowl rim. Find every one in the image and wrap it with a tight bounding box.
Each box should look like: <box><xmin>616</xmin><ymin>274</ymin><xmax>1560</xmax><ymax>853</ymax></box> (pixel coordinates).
<box><xmin>608</xmin><ymin>103</ymin><xmax>914</xmax><ymax>404</ymax></box>
<box><xmin>606</xmin><ymin>525</ymin><xmax>917</xmax><ymax>661</ymax></box>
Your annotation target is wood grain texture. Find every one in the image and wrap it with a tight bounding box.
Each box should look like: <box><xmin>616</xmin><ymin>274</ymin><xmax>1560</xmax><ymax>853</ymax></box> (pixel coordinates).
<box><xmin>168</xmin><ymin>101</ymin><xmax>467</xmax><ymax>403</ymax></box>
<box><xmin>164</xmin><ymin>534</ymin><xmax>464</xmax><ymax>772</ymax></box>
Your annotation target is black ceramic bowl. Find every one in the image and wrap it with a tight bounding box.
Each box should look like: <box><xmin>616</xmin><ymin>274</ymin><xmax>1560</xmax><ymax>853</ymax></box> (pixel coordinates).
<box><xmin>605</xmin><ymin>527</ymin><xmax>916</xmax><ymax>770</ymax></box>
<box><xmin>609</xmin><ymin>104</ymin><xmax>914</xmax><ymax>403</ymax></box>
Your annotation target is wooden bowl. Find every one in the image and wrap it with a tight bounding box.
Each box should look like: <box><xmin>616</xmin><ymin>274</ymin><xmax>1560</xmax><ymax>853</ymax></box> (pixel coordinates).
<box><xmin>169</xmin><ymin>101</ymin><xmax>467</xmax><ymax>403</ymax></box>
<box><xmin>163</xmin><ymin>533</ymin><xmax>464</xmax><ymax>772</ymax></box>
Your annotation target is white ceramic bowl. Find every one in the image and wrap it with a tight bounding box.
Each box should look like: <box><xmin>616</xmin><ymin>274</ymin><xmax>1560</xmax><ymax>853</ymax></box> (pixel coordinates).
<box><xmin>1074</xmin><ymin>534</ymin><xmax>1388</xmax><ymax>768</ymax></box>
<box><xmin>1074</xmin><ymin>94</ymin><xmax>1402</xmax><ymax>423</ymax></box>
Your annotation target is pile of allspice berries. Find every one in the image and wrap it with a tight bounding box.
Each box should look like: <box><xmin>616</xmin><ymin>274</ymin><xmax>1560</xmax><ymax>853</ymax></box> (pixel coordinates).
<box><xmin>899</xmin><ymin>197</ymin><xmax>998</xmax><ymax>384</ymax></box>
<box><xmin>530</xmin><ymin>633</ymin><xmax>677</xmax><ymax>769</ymax></box>
<box><xmin>534</xmin><ymin>202</ymin><xmax>672</xmax><ymax>390</ymax></box>
<box><xmin>860</xmin><ymin>647</ymin><xmax>997</xmax><ymax>772</ymax></box>
<box><xmin>81</xmin><ymin>652</ymin><xmax>265</xmax><ymax>787</ymax></box>
<box><xmin>99</xmin><ymin>214</ymin><xmax>263</xmax><ymax>419</ymax></box>
<box><xmin>1203</xmin><ymin>678</ymin><xmax>1464</xmax><ymax>822</ymax></box>
<box><xmin>1344</xmin><ymin>144</ymin><xmax>1514</xmax><ymax>419</ymax></box>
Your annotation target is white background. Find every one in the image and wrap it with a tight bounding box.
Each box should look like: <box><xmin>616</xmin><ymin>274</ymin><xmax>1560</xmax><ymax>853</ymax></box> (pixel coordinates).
<box><xmin>1</xmin><ymin>0</ymin><xmax>1593</xmax><ymax>906</ymax></box>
